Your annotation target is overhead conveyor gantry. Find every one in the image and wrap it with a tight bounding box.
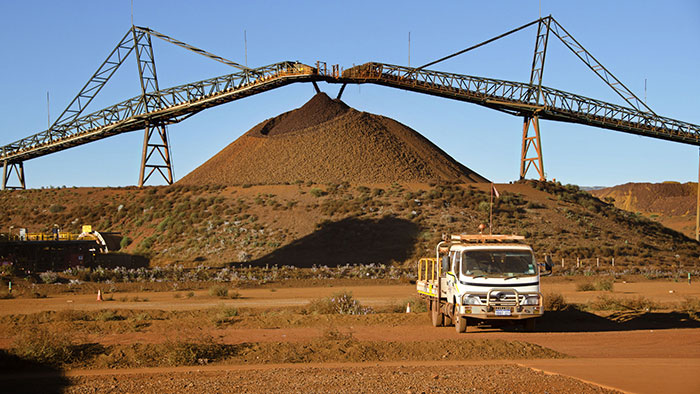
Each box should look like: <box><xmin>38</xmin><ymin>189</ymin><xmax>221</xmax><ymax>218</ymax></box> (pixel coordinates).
<box><xmin>2</xmin><ymin>16</ymin><xmax>699</xmax><ymax>192</ymax></box>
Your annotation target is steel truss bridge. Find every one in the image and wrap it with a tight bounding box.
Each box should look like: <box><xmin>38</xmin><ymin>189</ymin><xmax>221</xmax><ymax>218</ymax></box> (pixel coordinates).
<box><xmin>2</xmin><ymin>16</ymin><xmax>699</xmax><ymax>191</ymax></box>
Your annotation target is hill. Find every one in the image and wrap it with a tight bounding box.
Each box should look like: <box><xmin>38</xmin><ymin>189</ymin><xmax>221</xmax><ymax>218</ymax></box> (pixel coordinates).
<box><xmin>178</xmin><ymin>93</ymin><xmax>487</xmax><ymax>185</ymax></box>
<box><xmin>1</xmin><ymin>181</ymin><xmax>697</xmax><ymax>271</ymax></box>
<box><xmin>591</xmin><ymin>182</ymin><xmax>697</xmax><ymax>237</ymax></box>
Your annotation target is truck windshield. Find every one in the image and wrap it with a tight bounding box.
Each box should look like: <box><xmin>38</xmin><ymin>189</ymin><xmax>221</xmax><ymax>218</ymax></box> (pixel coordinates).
<box><xmin>461</xmin><ymin>250</ymin><xmax>536</xmax><ymax>278</ymax></box>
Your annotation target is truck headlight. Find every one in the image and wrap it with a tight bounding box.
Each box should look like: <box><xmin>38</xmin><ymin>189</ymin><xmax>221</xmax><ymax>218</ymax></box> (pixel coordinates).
<box><xmin>463</xmin><ymin>295</ymin><xmax>481</xmax><ymax>305</ymax></box>
<box><xmin>522</xmin><ymin>296</ymin><xmax>540</xmax><ymax>306</ymax></box>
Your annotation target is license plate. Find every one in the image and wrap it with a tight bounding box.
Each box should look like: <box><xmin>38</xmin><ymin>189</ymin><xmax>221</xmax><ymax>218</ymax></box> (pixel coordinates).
<box><xmin>495</xmin><ymin>309</ymin><xmax>511</xmax><ymax>316</ymax></box>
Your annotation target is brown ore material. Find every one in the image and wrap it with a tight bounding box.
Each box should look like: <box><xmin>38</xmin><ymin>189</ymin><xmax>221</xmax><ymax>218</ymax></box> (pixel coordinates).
<box><xmin>178</xmin><ymin>92</ymin><xmax>488</xmax><ymax>185</ymax></box>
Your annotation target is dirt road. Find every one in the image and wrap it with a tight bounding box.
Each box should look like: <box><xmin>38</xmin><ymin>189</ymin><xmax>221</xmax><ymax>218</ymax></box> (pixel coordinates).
<box><xmin>2</xmin><ymin>280</ymin><xmax>698</xmax><ymax>316</ymax></box>
<box><xmin>2</xmin><ymin>281</ymin><xmax>699</xmax><ymax>393</ymax></box>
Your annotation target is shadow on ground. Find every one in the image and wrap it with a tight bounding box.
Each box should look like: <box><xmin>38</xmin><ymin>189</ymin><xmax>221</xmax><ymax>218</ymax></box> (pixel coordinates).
<box><xmin>0</xmin><ymin>350</ymin><xmax>69</xmax><ymax>394</ymax></box>
<box><xmin>495</xmin><ymin>307</ymin><xmax>700</xmax><ymax>333</ymax></box>
<box><xmin>247</xmin><ymin>216</ymin><xmax>420</xmax><ymax>268</ymax></box>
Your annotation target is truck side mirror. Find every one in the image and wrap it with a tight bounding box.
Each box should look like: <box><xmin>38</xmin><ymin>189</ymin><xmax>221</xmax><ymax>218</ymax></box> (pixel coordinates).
<box><xmin>545</xmin><ymin>255</ymin><xmax>553</xmax><ymax>269</ymax></box>
<box><xmin>542</xmin><ymin>255</ymin><xmax>553</xmax><ymax>276</ymax></box>
<box><xmin>441</xmin><ymin>255</ymin><xmax>450</xmax><ymax>273</ymax></box>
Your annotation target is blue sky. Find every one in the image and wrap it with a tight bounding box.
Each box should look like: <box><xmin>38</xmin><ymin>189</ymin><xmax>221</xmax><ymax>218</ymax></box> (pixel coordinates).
<box><xmin>1</xmin><ymin>0</ymin><xmax>698</xmax><ymax>188</ymax></box>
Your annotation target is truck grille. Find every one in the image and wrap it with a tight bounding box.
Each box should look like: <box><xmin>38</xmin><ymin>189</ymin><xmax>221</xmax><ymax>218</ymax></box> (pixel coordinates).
<box><xmin>478</xmin><ymin>294</ymin><xmax>524</xmax><ymax>306</ymax></box>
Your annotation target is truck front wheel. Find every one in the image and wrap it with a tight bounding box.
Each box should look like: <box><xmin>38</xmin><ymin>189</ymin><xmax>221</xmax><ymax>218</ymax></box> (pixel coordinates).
<box><xmin>455</xmin><ymin>313</ymin><xmax>467</xmax><ymax>333</ymax></box>
<box><xmin>443</xmin><ymin>303</ymin><xmax>453</xmax><ymax>326</ymax></box>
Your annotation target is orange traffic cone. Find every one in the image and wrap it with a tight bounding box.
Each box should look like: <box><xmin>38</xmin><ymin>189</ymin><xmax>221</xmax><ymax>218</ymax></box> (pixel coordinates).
<box><xmin>97</xmin><ymin>290</ymin><xmax>103</xmax><ymax>301</ymax></box>
<box><xmin>406</xmin><ymin>302</ymin><xmax>411</xmax><ymax>313</ymax></box>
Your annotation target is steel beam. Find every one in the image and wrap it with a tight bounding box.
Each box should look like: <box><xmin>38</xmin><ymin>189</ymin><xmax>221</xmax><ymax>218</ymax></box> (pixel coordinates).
<box><xmin>547</xmin><ymin>16</ymin><xmax>654</xmax><ymax>115</ymax></box>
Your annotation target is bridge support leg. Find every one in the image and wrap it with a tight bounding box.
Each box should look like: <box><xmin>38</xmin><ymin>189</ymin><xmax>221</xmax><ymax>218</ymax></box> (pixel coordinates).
<box><xmin>138</xmin><ymin>124</ymin><xmax>173</xmax><ymax>187</ymax></box>
<box><xmin>519</xmin><ymin>115</ymin><xmax>545</xmax><ymax>181</ymax></box>
<box><xmin>2</xmin><ymin>161</ymin><xmax>26</xmax><ymax>190</ymax></box>
<box><xmin>133</xmin><ymin>27</ymin><xmax>174</xmax><ymax>187</ymax></box>
<box><xmin>336</xmin><ymin>83</ymin><xmax>347</xmax><ymax>100</ymax></box>
<box><xmin>696</xmin><ymin>147</ymin><xmax>699</xmax><ymax>241</ymax></box>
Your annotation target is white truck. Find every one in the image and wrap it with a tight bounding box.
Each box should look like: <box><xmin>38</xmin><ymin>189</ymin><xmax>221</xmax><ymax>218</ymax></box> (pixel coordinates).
<box><xmin>417</xmin><ymin>234</ymin><xmax>552</xmax><ymax>333</ymax></box>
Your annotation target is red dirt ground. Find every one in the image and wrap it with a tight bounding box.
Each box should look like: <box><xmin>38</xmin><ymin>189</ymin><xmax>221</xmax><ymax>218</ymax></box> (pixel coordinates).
<box><xmin>2</xmin><ymin>280</ymin><xmax>700</xmax><ymax>393</ymax></box>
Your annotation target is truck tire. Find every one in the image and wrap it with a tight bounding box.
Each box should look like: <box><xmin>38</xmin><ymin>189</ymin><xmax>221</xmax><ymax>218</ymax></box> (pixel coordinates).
<box><xmin>443</xmin><ymin>303</ymin><xmax>453</xmax><ymax>326</ymax></box>
<box><xmin>431</xmin><ymin>300</ymin><xmax>444</xmax><ymax>327</ymax></box>
<box><xmin>455</xmin><ymin>313</ymin><xmax>467</xmax><ymax>333</ymax></box>
<box><xmin>523</xmin><ymin>318</ymin><xmax>536</xmax><ymax>332</ymax></box>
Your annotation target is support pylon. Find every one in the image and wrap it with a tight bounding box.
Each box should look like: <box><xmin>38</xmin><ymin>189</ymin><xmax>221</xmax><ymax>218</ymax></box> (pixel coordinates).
<box><xmin>139</xmin><ymin>124</ymin><xmax>174</xmax><ymax>187</ymax></box>
<box><xmin>520</xmin><ymin>115</ymin><xmax>545</xmax><ymax>181</ymax></box>
<box><xmin>2</xmin><ymin>161</ymin><xmax>26</xmax><ymax>190</ymax></box>
<box><xmin>519</xmin><ymin>17</ymin><xmax>550</xmax><ymax>182</ymax></box>
<box><xmin>133</xmin><ymin>26</ymin><xmax>174</xmax><ymax>187</ymax></box>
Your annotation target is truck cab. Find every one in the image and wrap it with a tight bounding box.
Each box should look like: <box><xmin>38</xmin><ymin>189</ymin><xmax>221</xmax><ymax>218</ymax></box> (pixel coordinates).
<box><xmin>417</xmin><ymin>234</ymin><xmax>551</xmax><ymax>333</ymax></box>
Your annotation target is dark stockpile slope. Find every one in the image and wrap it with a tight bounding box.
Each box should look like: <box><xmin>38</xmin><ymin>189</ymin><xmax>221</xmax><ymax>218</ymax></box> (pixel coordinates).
<box><xmin>179</xmin><ymin>93</ymin><xmax>487</xmax><ymax>185</ymax></box>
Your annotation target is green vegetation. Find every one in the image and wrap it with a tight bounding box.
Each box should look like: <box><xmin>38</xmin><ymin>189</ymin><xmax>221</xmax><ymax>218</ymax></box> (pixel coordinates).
<box><xmin>576</xmin><ymin>278</ymin><xmax>614</xmax><ymax>292</ymax></box>
<box><xmin>543</xmin><ymin>292</ymin><xmax>567</xmax><ymax>311</ymax></box>
<box><xmin>305</xmin><ymin>291</ymin><xmax>373</xmax><ymax>315</ymax></box>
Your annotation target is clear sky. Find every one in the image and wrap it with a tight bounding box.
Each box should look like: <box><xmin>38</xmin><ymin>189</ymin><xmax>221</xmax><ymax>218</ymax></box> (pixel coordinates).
<box><xmin>1</xmin><ymin>0</ymin><xmax>698</xmax><ymax>188</ymax></box>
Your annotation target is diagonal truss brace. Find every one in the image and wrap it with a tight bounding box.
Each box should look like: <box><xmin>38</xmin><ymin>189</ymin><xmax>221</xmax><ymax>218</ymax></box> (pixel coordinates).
<box><xmin>2</xmin><ymin>161</ymin><xmax>26</xmax><ymax>190</ymax></box>
<box><xmin>546</xmin><ymin>16</ymin><xmax>655</xmax><ymax>115</ymax></box>
<box><xmin>134</xmin><ymin>26</ymin><xmax>253</xmax><ymax>73</ymax></box>
<box><xmin>133</xmin><ymin>27</ymin><xmax>173</xmax><ymax>187</ymax></box>
<box><xmin>49</xmin><ymin>31</ymin><xmax>137</xmax><ymax>138</ymax></box>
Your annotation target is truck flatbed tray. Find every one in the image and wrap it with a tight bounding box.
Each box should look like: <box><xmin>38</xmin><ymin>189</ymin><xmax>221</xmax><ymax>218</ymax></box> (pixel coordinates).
<box><xmin>416</xmin><ymin>279</ymin><xmax>439</xmax><ymax>297</ymax></box>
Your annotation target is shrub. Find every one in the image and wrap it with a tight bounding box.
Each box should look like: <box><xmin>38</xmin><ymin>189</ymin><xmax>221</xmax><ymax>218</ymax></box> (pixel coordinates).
<box><xmin>389</xmin><ymin>296</ymin><xmax>428</xmax><ymax>313</ymax></box>
<box><xmin>543</xmin><ymin>292</ymin><xmax>567</xmax><ymax>311</ymax></box>
<box><xmin>212</xmin><ymin>306</ymin><xmax>239</xmax><ymax>327</ymax></box>
<box><xmin>679</xmin><ymin>297</ymin><xmax>700</xmax><ymax>320</ymax></box>
<box><xmin>161</xmin><ymin>338</ymin><xmax>228</xmax><ymax>366</ymax></box>
<box><xmin>40</xmin><ymin>271</ymin><xmax>59</xmax><ymax>284</ymax></box>
<box><xmin>119</xmin><ymin>236</ymin><xmax>132</xmax><ymax>250</ymax></box>
<box><xmin>208</xmin><ymin>285</ymin><xmax>229</xmax><ymax>298</ymax></box>
<box><xmin>576</xmin><ymin>278</ymin><xmax>614</xmax><ymax>292</ymax></box>
<box><xmin>590</xmin><ymin>295</ymin><xmax>658</xmax><ymax>312</ymax></box>
<box><xmin>526</xmin><ymin>201</ymin><xmax>545</xmax><ymax>209</ymax></box>
<box><xmin>306</xmin><ymin>291</ymin><xmax>373</xmax><ymax>315</ymax></box>
<box><xmin>0</xmin><ymin>264</ymin><xmax>15</xmax><ymax>276</ymax></box>
<box><xmin>309</xmin><ymin>188</ymin><xmax>327</xmax><ymax>197</ymax></box>
<box><xmin>595</xmin><ymin>278</ymin><xmax>614</xmax><ymax>292</ymax></box>
<box><xmin>55</xmin><ymin>309</ymin><xmax>89</xmax><ymax>322</ymax></box>
<box><xmin>0</xmin><ymin>291</ymin><xmax>15</xmax><ymax>299</ymax></box>
<box><xmin>96</xmin><ymin>310</ymin><xmax>123</xmax><ymax>322</ymax></box>
<box><xmin>12</xmin><ymin>327</ymin><xmax>75</xmax><ymax>366</ymax></box>
<box><xmin>48</xmin><ymin>205</ymin><xmax>66</xmax><ymax>213</ymax></box>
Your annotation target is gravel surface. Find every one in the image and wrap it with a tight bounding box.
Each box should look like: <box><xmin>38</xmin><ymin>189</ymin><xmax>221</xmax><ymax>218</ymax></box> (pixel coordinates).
<box><xmin>63</xmin><ymin>364</ymin><xmax>620</xmax><ymax>394</ymax></box>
